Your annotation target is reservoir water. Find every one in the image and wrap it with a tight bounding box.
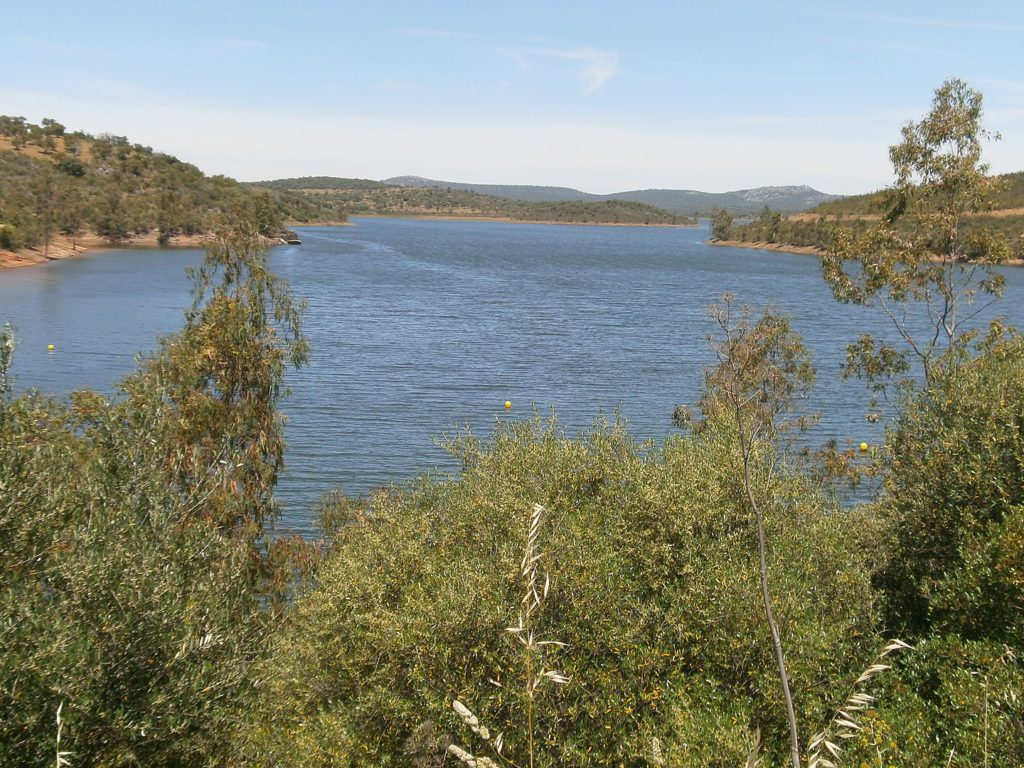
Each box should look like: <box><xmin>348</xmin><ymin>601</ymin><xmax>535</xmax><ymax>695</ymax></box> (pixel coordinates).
<box><xmin>3</xmin><ymin>218</ymin><xmax>1023</xmax><ymax>534</ymax></box>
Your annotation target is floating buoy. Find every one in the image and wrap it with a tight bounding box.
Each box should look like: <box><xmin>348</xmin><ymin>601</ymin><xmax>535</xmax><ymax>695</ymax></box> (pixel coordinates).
<box><xmin>47</xmin><ymin>344</ymin><xmax>54</xmax><ymax>351</ymax></box>
<box><xmin>859</xmin><ymin>442</ymin><xmax>869</xmax><ymax>452</ymax></box>
<box><xmin>504</xmin><ymin>401</ymin><xmax>512</xmax><ymax>410</ymax></box>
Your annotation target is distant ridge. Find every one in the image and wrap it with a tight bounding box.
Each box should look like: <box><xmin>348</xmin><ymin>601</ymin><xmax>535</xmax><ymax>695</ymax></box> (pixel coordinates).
<box><xmin>382</xmin><ymin>176</ymin><xmax>841</xmax><ymax>214</ymax></box>
<box><xmin>383</xmin><ymin>176</ymin><xmax>596</xmax><ymax>203</ymax></box>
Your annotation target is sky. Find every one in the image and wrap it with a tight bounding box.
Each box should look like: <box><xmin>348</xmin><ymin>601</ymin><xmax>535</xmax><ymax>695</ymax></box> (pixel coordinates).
<box><xmin>3</xmin><ymin>1</ymin><xmax>1024</xmax><ymax>195</ymax></box>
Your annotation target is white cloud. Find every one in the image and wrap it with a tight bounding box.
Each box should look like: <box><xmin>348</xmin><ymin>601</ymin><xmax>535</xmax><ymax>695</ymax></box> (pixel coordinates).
<box><xmin>533</xmin><ymin>47</ymin><xmax>620</xmax><ymax>94</ymax></box>
<box><xmin>8</xmin><ymin>85</ymin><xmax>1010</xmax><ymax>195</ymax></box>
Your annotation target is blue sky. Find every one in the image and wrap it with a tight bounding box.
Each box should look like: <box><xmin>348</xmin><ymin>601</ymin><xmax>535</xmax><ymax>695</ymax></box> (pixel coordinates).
<box><xmin>4</xmin><ymin>1</ymin><xmax>1023</xmax><ymax>194</ymax></box>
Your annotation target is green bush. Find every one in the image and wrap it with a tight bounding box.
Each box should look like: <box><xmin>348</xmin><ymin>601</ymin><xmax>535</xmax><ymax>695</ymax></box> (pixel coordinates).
<box><xmin>839</xmin><ymin>636</ymin><xmax>1024</xmax><ymax>767</ymax></box>
<box><xmin>0</xmin><ymin>229</ymin><xmax>305</xmax><ymax>767</ymax></box>
<box><xmin>240</xmin><ymin>415</ymin><xmax>879</xmax><ymax>767</ymax></box>
<box><xmin>0</xmin><ymin>388</ymin><xmax>264</xmax><ymax>767</ymax></box>
<box><xmin>877</xmin><ymin>334</ymin><xmax>1024</xmax><ymax>643</ymax></box>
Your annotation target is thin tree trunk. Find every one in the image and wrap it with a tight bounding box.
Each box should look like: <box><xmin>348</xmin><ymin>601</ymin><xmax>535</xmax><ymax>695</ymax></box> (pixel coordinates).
<box><xmin>739</xmin><ymin>417</ymin><xmax>801</xmax><ymax>768</ymax></box>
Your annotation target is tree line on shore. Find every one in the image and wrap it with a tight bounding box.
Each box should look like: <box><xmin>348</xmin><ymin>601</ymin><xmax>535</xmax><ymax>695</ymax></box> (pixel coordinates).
<box><xmin>710</xmin><ymin>166</ymin><xmax>1024</xmax><ymax>258</ymax></box>
<box><xmin>1</xmin><ymin>80</ymin><xmax>1022</xmax><ymax>767</ymax></box>
<box><xmin>252</xmin><ymin>176</ymin><xmax>696</xmax><ymax>225</ymax></box>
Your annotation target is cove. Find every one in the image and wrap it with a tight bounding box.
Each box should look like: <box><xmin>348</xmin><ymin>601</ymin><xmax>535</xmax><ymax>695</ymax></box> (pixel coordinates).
<box><xmin>3</xmin><ymin>217</ymin><xmax>1023</xmax><ymax>534</ymax></box>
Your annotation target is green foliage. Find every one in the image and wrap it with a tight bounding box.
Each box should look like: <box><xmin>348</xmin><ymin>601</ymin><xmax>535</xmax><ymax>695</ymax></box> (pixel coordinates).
<box><xmin>877</xmin><ymin>333</ymin><xmax>1024</xmax><ymax>643</ymax></box>
<box><xmin>0</xmin><ymin>378</ymin><xmax>264</xmax><ymax>767</ymax></box>
<box><xmin>700</xmin><ymin>298</ymin><xmax>817</xmax><ymax>768</ymax></box>
<box><xmin>0</xmin><ymin>115</ymin><xmax>349</xmax><ymax>251</ymax></box>
<box><xmin>118</xmin><ymin>217</ymin><xmax>308</xmax><ymax>573</ymax></box>
<box><xmin>709</xmin><ymin>207</ymin><xmax>734</xmax><ymax>240</ymax></box>
<box><xmin>838</xmin><ymin>637</ymin><xmax>1023</xmax><ymax>767</ymax></box>
<box><xmin>0</xmin><ymin>227</ymin><xmax>307</xmax><ymax>766</ymax></box>
<box><xmin>719</xmin><ymin>209</ymin><xmax>845</xmax><ymax>250</ymax></box>
<box><xmin>240</xmin><ymin>415</ymin><xmax>878</xmax><ymax>767</ymax></box>
<box><xmin>700</xmin><ymin>298</ymin><xmax>815</xmax><ymax>438</ymax></box>
<box><xmin>822</xmin><ymin>79</ymin><xmax>1011</xmax><ymax>389</ymax></box>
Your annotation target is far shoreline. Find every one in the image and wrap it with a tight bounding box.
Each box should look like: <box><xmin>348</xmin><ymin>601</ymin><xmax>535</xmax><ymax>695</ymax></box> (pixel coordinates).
<box><xmin>708</xmin><ymin>237</ymin><xmax>1024</xmax><ymax>267</ymax></box>
<box><xmin>348</xmin><ymin>213</ymin><xmax>698</xmax><ymax>228</ymax></box>
<box><xmin>708</xmin><ymin>238</ymin><xmax>826</xmax><ymax>257</ymax></box>
<box><xmin>1</xmin><ymin>217</ymin><xmax>696</xmax><ymax>271</ymax></box>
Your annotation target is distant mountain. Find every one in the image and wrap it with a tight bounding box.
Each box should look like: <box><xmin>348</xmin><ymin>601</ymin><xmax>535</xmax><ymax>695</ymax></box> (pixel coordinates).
<box><xmin>612</xmin><ymin>186</ymin><xmax>841</xmax><ymax>214</ymax></box>
<box><xmin>382</xmin><ymin>176</ymin><xmax>840</xmax><ymax>214</ymax></box>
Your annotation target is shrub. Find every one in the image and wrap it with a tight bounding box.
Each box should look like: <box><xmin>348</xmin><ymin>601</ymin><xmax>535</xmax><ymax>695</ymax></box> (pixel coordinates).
<box><xmin>877</xmin><ymin>333</ymin><xmax>1024</xmax><ymax>643</ymax></box>
<box><xmin>241</xmin><ymin>415</ymin><xmax>879</xmax><ymax>767</ymax></box>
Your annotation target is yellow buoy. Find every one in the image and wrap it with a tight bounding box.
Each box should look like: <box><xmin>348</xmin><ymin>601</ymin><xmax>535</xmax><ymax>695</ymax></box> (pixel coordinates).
<box><xmin>504</xmin><ymin>401</ymin><xmax>512</xmax><ymax>410</ymax></box>
<box><xmin>859</xmin><ymin>442</ymin><xmax>869</xmax><ymax>452</ymax></box>
<box><xmin>47</xmin><ymin>344</ymin><xmax>54</xmax><ymax>351</ymax></box>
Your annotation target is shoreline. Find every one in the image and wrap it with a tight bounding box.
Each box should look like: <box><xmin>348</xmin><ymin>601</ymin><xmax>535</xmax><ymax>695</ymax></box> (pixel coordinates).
<box><xmin>0</xmin><ymin>223</ymin><xmax>354</xmax><ymax>271</ymax></box>
<box><xmin>0</xmin><ymin>232</ymin><xmax>211</xmax><ymax>270</ymax></box>
<box><xmin>709</xmin><ymin>238</ymin><xmax>1024</xmax><ymax>266</ymax></box>
<box><xmin>350</xmin><ymin>213</ymin><xmax>697</xmax><ymax>228</ymax></box>
<box><xmin>708</xmin><ymin>238</ymin><xmax>826</xmax><ymax>256</ymax></box>
<box><xmin>1</xmin><ymin>216</ymin><xmax>690</xmax><ymax>271</ymax></box>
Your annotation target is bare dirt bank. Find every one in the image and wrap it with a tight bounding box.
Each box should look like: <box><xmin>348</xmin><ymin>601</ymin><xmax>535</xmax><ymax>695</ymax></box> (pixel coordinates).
<box><xmin>0</xmin><ymin>226</ymin><xmax>338</xmax><ymax>270</ymax></box>
<box><xmin>0</xmin><ymin>232</ymin><xmax>210</xmax><ymax>270</ymax></box>
<box><xmin>708</xmin><ymin>238</ymin><xmax>825</xmax><ymax>256</ymax></box>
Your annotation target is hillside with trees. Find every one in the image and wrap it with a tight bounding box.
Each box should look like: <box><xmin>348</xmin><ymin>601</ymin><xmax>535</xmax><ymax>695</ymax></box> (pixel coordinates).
<box><xmin>253</xmin><ymin>176</ymin><xmax>696</xmax><ymax>225</ymax></box>
<box><xmin>0</xmin><ymin>116</ymin><xmax>349</xmax><ymax>259</ymax></box>
<box><xmin>714</xmin><ymin>168</ymin><xmax>1024</xmax><ymax>257</ymax></box>
<box><xmin>380</xmin><ymin>175</ymin><xmax>840</xmax><ymax>214</ymax></box>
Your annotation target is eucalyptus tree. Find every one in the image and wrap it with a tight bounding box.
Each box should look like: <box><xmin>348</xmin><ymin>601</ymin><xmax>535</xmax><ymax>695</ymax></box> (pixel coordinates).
<box><xmin>822</xmin><ymin>78</ymin><xmax>1012</xmax><ymax>395</ymax></box>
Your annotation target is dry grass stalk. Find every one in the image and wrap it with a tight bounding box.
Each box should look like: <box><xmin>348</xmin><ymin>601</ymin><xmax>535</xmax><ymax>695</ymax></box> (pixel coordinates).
<box><xmin>745</xmin><ymin>726</ymin><xmax>762</xmax><ymax>768</ymax></box>
<box><xmin>447</xmin><ymin>503</ymin><xmax>567</xmax><ymax>768</ymax></box>
<box><xmin>807</xmin><ymin>639</ymin><xmax>913</xmax><ymax>768</ymax></box>
<box><xmin>55</xmin><ymin>702</ymin><xmax>72</xmax><ymax>768</ymax></box>
<box><xmin>650</xmin><ymin>736</ymin><xmax>664</xmax><ymax>766</ymax></box>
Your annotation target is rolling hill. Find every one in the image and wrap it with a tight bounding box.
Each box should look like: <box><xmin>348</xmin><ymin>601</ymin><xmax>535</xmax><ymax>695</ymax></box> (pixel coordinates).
<box><xmin>381</xmin><ymin>175</ymin><xmax>840</xmax><ymax>214</ymax></box>
<box><xmin>255</xmin><ymin>177</ymin><xmax>696</xmax><ymax>226</ymax></box>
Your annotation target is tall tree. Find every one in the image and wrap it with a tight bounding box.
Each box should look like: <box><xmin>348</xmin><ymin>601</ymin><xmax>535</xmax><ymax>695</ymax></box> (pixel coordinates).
<box><xmin>710</xmin><ymin>206</ymin><xmax>733</xmax><ymax>240</ymax></box>
<box><xmin>822</xmin><ymin>78</ymin><xmax>1011</xmax><ymax>393</ymax></box>
<box><xmin>700</xmin><ymin>295</ymin><xmax>815</xmax><ymax>768</ymax></box>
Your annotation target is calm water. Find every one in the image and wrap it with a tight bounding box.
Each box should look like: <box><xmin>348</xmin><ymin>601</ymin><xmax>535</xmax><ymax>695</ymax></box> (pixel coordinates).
<box><xmin>3</xmin><ymin>218</ymin><xmax>1023</xmax><ymax>534</ymax></box>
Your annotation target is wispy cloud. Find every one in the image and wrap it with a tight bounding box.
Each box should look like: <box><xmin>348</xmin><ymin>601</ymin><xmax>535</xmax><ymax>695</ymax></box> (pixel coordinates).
<box><xmin>496</xmin><ymin>47</ymin><xmax>530</xmax><ymax>71</ymax></box>
<box><xmin>15</xmin><ymin>36</ymin><xmax>84</xmax><ymax>57</ymax></box>
<box><xmin>215</xmin><ymin>38</ymin><xmax>272</xmax><ymax>50</ymax></box>
<box><xmin>808</xmin><ymin>9</ymin><xmax>1024</xmax><ymax>33</ymax></box>
<box><xmin>533</xmin><ymin>47</ymin><xmax>620</xmax><ymax>94</ymax></box>
<box><xmin>392</xmin><ymin>27</ymin><xmax>483</xmax><ymax>43</ymax></box>
<box><xmin>389</xmin><ymin>27</ymin><xmax>619</xmax><ymax>95</ymax></box>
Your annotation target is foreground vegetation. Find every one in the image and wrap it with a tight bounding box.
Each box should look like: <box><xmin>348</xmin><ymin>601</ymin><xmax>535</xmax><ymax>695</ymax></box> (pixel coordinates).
<box><xmin>253</xmin><ymin>177</ymin><xmax>695</xmax><ymax>225</ymax></box>
<box><xmin>2</xmin><ymin>80</ymin><xmax>1023</xmax><ymax>767</ymax></box>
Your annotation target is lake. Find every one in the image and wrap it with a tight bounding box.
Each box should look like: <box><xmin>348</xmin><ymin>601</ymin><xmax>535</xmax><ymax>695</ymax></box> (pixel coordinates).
<box><xmin>2</xmin><ymin>217</ymin><xmax>1022</xmax><ymax>534</ymax></box>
